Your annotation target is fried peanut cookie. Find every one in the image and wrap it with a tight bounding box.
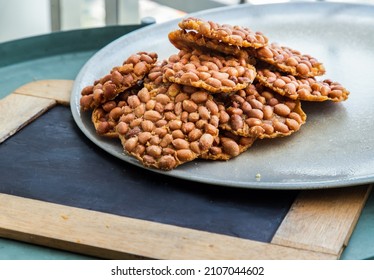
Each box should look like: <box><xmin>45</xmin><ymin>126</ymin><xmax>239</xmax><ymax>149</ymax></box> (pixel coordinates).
<box><xmin>178</xmin><ymin>17</ymin><xmax>268</xmax><ymax>49</ymax></box>
<box><xmin>162</xmin><ymin>49</ymin><xmax>256</xmax><ymax>93</ymax></box>
<box><xmin>80</xmin><ymin>52</ymin><xmax>158</xmax><ymax>111</ymax></box>
<box><xmin>252</xmin><ymin>43</ymin><xmax>325</xmax><ymax>78</ymax></box>
<box><xmin>200</xmin><ymin>130</ymin><xmax>256</xmax><ymax>161</ymax></box>
<box><xmin>256</xmin><ymin>68</ymin><xmax>349</xmax><ymax>102</ymax></box>
<box><xmin>116</xmin><ymin>83</ymin><xmax>221</xmax><ymax>170</ymax></box>
<box><xmin>168</xmin><ymin>29</ymin><xmax>250</xmax><ymax>60</ymax></box>
<box><xmin>218</xmin><ymin>83</ymin><xmax>306</xmax><ymax>139</ymax></box>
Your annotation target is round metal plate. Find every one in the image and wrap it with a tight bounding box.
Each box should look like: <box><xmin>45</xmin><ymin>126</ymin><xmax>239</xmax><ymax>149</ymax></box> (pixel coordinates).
<box><xmin>71</xmin><ymin>2</ymin><xmax>374</xmax><ymax>189</ymax></box>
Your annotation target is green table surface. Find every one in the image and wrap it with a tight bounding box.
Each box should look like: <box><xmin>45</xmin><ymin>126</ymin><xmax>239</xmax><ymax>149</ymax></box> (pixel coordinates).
<box><xmin>0</xmin><ymin>26</ymin><xmax>373</xmax><ymax>260</ymax></box>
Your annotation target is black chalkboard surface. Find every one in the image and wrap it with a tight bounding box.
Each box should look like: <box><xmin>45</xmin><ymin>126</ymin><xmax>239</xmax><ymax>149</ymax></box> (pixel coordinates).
<box><xmin>0</xmin><ymin>105</ymin><xmax>297</xmax><ymax>243</ymax></box>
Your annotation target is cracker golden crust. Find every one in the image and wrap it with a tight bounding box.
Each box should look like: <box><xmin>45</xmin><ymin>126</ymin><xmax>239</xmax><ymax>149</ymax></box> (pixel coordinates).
<box><xmin>116</xmin><ymin>83</ymin><xmax>221</xmax><ymax>170</ymax></box>
<box><xmin>92</xmin><ymin>106</ymin><xmax>119</xmax><ymax>138</ymax></box>
<box><xmin>80</xmin><ymin>52</ymin><xmax>158</xmax><ymax>111</ymax></box>
<box><xmin>256</xmin><ymin>68</ymin><xmax>349</xmax><ymax>102</ymax></box>
<box><xmin>91</xmin><ymin>90</ymin><xmax>138</xmax><ymax>138</ymax></box>
<box><xmin>168</xmin><ymin>29</ymin><xmax>250</xmax><ymax>60</ymax></box>
<box><xmin>252</xmin><ymin>43</ymin><xmax>325</xmax><ymax>78</ymax></box>
<box><xmin>162</xmin><ymin>49</ymin><xmax>256</xmax><ymax>93</ymax></box>
<box><xmin>179</xmin><ymin>17</ymin><xmax>268</xmax><ymax>49</ymax></box>
<box><xmin>200</xmin><ymin>130</ymin><xmax>256</xmax><ymax>160</ymax></box>
<box><xmin>218</xmin><ymin>83</ymin><xmax>306</xmax><ymax>139</ymax></box>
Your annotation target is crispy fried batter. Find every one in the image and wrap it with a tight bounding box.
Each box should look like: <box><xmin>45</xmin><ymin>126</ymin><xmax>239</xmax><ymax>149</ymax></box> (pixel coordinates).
<box><xmin>116</xmin><ymin>83</ymin><xmax>221</xmax><ymax>170</ymax></box>
<box><xmin>162</xmin><ymin>49</ymin><xmax>256</xmax><ymax>93</ymax></box>
<box><xmin>252</xmin><ymin>43</ymin><xmax>325</xmax><ymax>78</ymax></box>
<box><xmin>80</xmin><ymin>52</ymin><xmax>158</xmax><ymax>111</ymax></box>
<box><xmin>179</xmin><ymin>17</ymin><xmax>268</xmax><ymax>49</ymax></box>
<box><xmin>256</xmin><ymin>68</ymin><xmax>349</xmax><ymax>102</ymax></box>
<box><xmin>218</xmin><ymin>83</ymin><xmax>306</xmax><ymax>139</ymax></box>
<box><xmin>200</xmin><ymin>130</ymin><xmax>256</xmax><ymax>160</ymax></box>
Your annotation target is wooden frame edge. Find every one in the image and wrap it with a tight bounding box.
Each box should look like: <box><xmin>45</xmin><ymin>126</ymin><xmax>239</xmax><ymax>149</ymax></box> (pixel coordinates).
<box><xmin>13</xmin><ymin>79</ymin><xmax>73</xmax><ymax>105</ymax></box>
<box><xmin>0</xmin><ymin>93</ymin><xmax>56</xmax><ymax>144</ymax></box>
<box><xmin>271</xmin><ymin>185</ymin><xmax>372</xmax><ymax>257</ymax></box>
<box><xmin>0</xmin><ymin>193</ymin><xmax>336</xmax><ymax>260</ymax></box>
<box><xmin>0</xmin><ymin>80</ymin><xmax>72</xmax><ymax>144</ymax></box>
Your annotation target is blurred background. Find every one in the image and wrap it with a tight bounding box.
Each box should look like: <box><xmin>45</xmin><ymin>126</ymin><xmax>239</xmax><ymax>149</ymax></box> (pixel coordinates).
<box><xmin>1</xmin><ymin>0</ymin><xmax>374</xmax><ymax>43</ymax></box>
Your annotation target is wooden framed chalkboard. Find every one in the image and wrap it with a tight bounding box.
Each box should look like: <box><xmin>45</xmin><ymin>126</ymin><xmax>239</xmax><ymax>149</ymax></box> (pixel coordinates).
<box><xmin>0</xmin><ymin>80</ymin><xmax>371</xmax><ymax>259</ymax></box>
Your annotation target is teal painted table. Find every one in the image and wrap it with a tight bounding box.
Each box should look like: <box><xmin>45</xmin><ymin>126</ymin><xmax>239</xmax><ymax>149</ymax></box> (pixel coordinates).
<box><xmin>0</xmin><ymin>25</ymin><xmax>373</xmax><ymax>260</ymax></box>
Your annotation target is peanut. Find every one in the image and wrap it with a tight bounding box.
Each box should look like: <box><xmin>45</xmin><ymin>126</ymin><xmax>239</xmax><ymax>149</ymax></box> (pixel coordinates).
<box><xmin>257</xmin><ymin>47</ymin><xmax>273</xmax><ymax>58</ymax></box>
<box><xmin>111</xmin><ymin>70</ymin><xmax>123</xmax><ymax>85</ymax></box>
<box><xmin>155</xmin><ymin>94</ymin><xmax>171</xmax><ymax>105</ymax></box>
<box><xmin>134</xmin><ymin>104</ymin><xmax>145</xmax><ymax>117</ymax></box>
<box><xmin>221</xmin><ymin>138</ymin><xmax>240</xmax><ymax>157</ymax></box>
<box><xmin>146</xmin><ymin>145</ymin><xmax>162</xmax><ymax>158</ymax></box>
<box><xmin>96</xmin><ymin>121</ymin><xmax>110</xmax><ymax>135</ymax></box>
<box><xmin>160</xmin><ymin>134</ymin><xmax>173</xmax><ymax>148</ymax></box>
<box><xmin>182</xmin><ymin>100</ymin><xmax>198</xmax><ymax>113</ymax></box>
<box><xmin>172</xmin><ymin>129</ymin><xmax>184</xmax><ymax>139</ymax></box>
<box><xmin>124</xmin><ymin>137</ymin><xmax>138</xmax><ymax>152</ymax></box>
<box><xmin>117</xmin><ymin>122</ymin><xmax>129</xmax><ymax>135</ymax></box>
<box><xmin>141</xmin><ymin>120</ymin><xmax>155</xmax><ymax>132</ymax></box>
<box><xmin>285</xmin><ymin>118</ymin><xmax>300</xmax><ymax>131</ymax></box>
<box><xmin>296</xmin><ymin>63</ymin><xmax>310</xmax><ymax>76</ymax></box>
<box><xmin>169</xmin><ymin>120</ymin><xmax>182</xmax><ymax>130</ymax></box>
<box><xmin>180</xmin><ymin>72</ymin><xmax>200</xmax><ymax>84</ymax></box>
<box><xmin>144</xmin><ymin>110</ymin><xmax>162</xmax><ymax>122</ymax></box>
<box><xmin>158</xmin><ymin>155</ymin><xmax>177</xmax><ymax>170</ymax></box>
<box><xmin>181</xmin><ymin>122</ymin><xmax>195</xmax><ymax>134</ymax></box>
<box><xmin>172</xmin><ymin>138</ymin><xmax>190</xmax><ymax>150</ymax></box>
<box><xmin>138</xmin><ymin>132</ymin><xmax>152</xmax><ymax>144</ymax></box>
<box><xmin>190</xmin><ymin>91</ymin><xmax>208</xmax><ymax>103</ymax></box>
<box><xmin>205</xmin><ymin>77</ymin><xmax>222</xmax><ymax>88</ymax></box>
<box><xmin>274</xmin><ymin>104</ymin><xmax>291</xmax><ymax>117</ymax></box>
<box><xmin>81</xmin><ymin>85</ymin><xmax>93</xmax><ymax>96</ymax></box>
<box><xmin>198</xmin><ymin>106</ymin><xmax>211</xmax><ymax>120</ymax></box>
<box><xmin>109</xmin><ymin>107</ymin><xmax>123</xmax><ymax>120</ymax></box>
<box><xmin>273</xmin><ymin>121</ymin><xmax>289</xmax><ymax>133</ymax></box>
<box><xmin>177</xmin><ymin>149</ymin><xmax>195</xmax><ymax>162</ymax></box>
<box><xmin>134</xmin><ymin>61</ymin><xmax>148</xmax><ymax>76</ymax></box>
<box><xmin>127</xmin><ymin>95</ymin><xmax>141</xmax><ymax>109</ymax></box>
<box><xmin>199</xmin><ymin>133</ymin><xmax>214</xmax><ymax>151</ymax></box>
<box><xmin>138</xmin><ymin>87</ymin><xmax>150</xmax><ymax>102</ymax></box>
<box><xmin>247</xmin><ymin>109</ymin><xmax>264</xmax><ymax>120</ymax></box>
<box><xmin>231</xmin><ymin>114</ymin><xmax>244</xmax><ymax>130</ymax></box>
<box><xmin>188</xmin><ymin>129</ymin><xmax>203</xmax><ymax>142</ymax></box>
